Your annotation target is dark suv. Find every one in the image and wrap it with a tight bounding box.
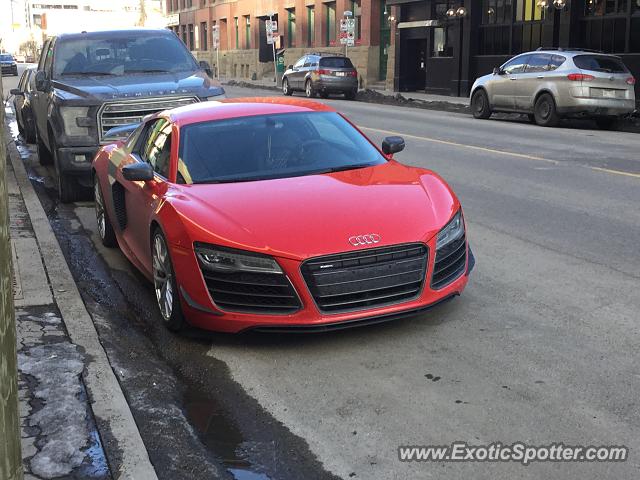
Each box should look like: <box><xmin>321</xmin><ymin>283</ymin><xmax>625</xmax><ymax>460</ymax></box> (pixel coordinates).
<box><xmin>31</xmin><ymin>29</ymin><xmax>225</xmax><ymax>202</ymax></box>
<box><xmin>282</xmin><ymin>53</ymin><xmax>358</xmax><ymax>99</ymax></box>
<box><xmin>1</xmin><ymin>53</ymin><xmax>18</xmax><ymax>76</ymax></box>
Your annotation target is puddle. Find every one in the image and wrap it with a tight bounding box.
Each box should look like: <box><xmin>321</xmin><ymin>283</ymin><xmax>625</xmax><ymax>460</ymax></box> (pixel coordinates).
<box><xmin>184</xmin><ymin>388</ymin><xmax>271</xmax><ymax>480</ymax></box>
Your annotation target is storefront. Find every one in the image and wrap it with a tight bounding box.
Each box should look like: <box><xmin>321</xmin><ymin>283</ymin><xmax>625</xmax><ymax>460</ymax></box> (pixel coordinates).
<box><xmin>389</xmin><ymin>0</ymin><xmax>640</xmax><ymax>98</ymax></box>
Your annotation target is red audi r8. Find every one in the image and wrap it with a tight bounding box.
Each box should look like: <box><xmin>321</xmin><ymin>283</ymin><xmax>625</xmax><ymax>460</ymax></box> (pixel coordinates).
<box><xmin>92</xmin><ymin>98</ymin><xmax>474</xmax><ymax>333</ymax></box>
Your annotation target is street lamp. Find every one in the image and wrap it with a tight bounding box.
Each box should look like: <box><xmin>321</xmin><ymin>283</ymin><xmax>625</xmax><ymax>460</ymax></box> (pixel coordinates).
<box><xmin>444</xmin><ymin>5</ymin><xmax>468</xmax><ymax>96</ymax></box>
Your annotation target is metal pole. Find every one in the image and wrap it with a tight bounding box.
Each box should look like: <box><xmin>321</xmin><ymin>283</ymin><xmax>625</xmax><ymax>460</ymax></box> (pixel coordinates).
<box><xmin>216</xmin><ymin>47</ymin><xmax>219</xmax><ymax>79</ymax></box>
<box><xmin>0</xmin><ymin>69</ymin><xmax>25</xmax><ymax>480</ymax></box>
<box><xmin>269</xmin><ymin>15</ymin><xmax>277</xmax><ymax>84</ymax></box>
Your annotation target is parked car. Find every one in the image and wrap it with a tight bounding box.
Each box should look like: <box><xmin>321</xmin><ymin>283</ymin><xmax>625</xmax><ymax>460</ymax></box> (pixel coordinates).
<box><xmin>10</xmin><ymin>67</ymin><xmax>37</xmax><ymax>143</ymax></box>
<box><xmin>282</xmin><ymin>53</ymin><xmax>358</xmax><ymax>99</ymax></box>
<box><xmin>30</xmin><ymin>28</ymin><xmax>225</xmax><ymax>203</ymax></box>
<box><xmin>92</xmin><ymin>98</ymin><xmax>474</xmax><ymax>333</ymax></box>
<box><xmin>470</xmin><ymin>48</ymin><xmax>636</xmax><ymax>128</ymax></box>
<box><xmin>1</xmin><ymin>53</ymin><xmax>18</xmax><ymax>76</ymax></box>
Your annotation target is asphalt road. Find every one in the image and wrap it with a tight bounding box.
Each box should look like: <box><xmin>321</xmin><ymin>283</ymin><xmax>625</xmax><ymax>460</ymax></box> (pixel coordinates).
<box><xmin>7</xmin><ymin>84</ymin><xmax>640</xmax><ymax>480</ymax></box>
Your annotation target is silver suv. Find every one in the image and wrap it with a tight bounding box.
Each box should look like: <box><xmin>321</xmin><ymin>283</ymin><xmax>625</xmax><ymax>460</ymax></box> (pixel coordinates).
<box><xmin>470</xmin><ymin>49</ymin><xmax>636</xmax><ymax>129</ymax></box>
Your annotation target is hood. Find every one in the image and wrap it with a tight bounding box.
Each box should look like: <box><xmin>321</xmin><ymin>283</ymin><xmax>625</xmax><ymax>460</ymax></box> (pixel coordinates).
<box><xmin>171</xmin><ymin>161</ymin><xmax>459</xmax><ymax>260</ymax></box>
<box><xmin>52</xmin><ymin>70</ymin><xmax>224</xmax><ymax>102</ymax></box>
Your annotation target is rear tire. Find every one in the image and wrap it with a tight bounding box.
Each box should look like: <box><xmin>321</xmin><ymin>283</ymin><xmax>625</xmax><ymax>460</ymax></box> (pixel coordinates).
<box><xmin>471</xmin><ymin>89</ymin><xmax>492</xmax><ymax>119</ymax></box>
<box><xmin>282</xmin><ymin>78</ymin><xmax>293</xmax><ymax>96</ymax></box>
<box><xmin>534</xmin><ymin>93</ymin><xmax>560</xmax><ymax>127</ymax></box>
<box><xmin>595</xmin><ymin>116</ymin><xmax>617</xmax><ymax>130</ymax></box>
<box><xmin>94</xmin><ymin>176</ymin><xmax>117</xmax><ymax>248</ymax></box>
<box><xmin>152</xmin><ymin>230</ymin><xmax>185</xmax><ymax>332</ymax></box>
<box><xmin>305</xmin><ymin>79</ymin><xmax>316</xmax><ymax>98</ymax></box>
<box><xmin>36</xmin><ymin>128</ymin><xmax>53</xmax><ymax>165</ymax></box>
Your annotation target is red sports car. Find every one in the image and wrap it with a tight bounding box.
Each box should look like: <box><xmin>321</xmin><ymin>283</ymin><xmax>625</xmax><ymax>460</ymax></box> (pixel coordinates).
<box><xmin>92</xmin><ymin>98</ymin><xmax>474</xmax><ymax>333</ymax></box>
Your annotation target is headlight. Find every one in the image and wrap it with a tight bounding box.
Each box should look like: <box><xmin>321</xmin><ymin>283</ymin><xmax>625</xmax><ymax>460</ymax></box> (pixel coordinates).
<box><xmin>195</xmin><ymin>244</ymin><xmax>282</xmax><ymax>274</ymax></box>
<box><xmin>436</xmin><ymin>211</ymin><xmax>465</xmax><ymax>250</ymax></box>
<box><xmin>60</xmin><ymin>106</ymin><xmax>90</xmax><ymax>136</ymax></box>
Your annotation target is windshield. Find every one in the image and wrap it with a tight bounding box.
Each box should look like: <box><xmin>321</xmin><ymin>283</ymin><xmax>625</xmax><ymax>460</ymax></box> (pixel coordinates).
<box><xmin>53</xmin><ymin>33</ymin><xmax>199</xmax><ymax>77</ymax></box>
<box><xmin>573</xmin><ymin>55</ymin><xmax>628</xmax><ymax>74</ymax></box>
<box><xmin>0</xmin><ymin>54</ymin><xmax>14</xmax><ymax>62</ymax></box>
<box><xmin>177</xmin><ymin>112</ymin><xmax>386</xmax><ymax>184</ymax></box>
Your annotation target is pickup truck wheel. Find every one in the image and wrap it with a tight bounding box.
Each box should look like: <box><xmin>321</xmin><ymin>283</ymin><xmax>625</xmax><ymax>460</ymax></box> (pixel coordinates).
<box><xmin>36</xmin><ymin>129</ymin><xmax>53</xmax><ymax>165</ymax></box>
<box><xmin>53</xmin><ymin>145</ymin><xmax>81</xmax><ymax>203</ymax></box>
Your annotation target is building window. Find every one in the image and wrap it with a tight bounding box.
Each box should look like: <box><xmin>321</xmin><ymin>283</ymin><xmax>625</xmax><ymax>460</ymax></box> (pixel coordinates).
<box><xmin>325</xmin><ymin>2</ymin><xmax>336</xmax><ymax>46</ymax></box>
<box><xmin>181</xmin><ymin>24</ymin><xmax>187</xmax><ymax>45</ymax></box>
<box><xmin>287</xmin><ymin>9</ymin><xmax>296</xmax><ymax>47</ymax></box>
<box><xmin>307</xmin><ymin>6</ymin><xmax>315</xmax><ymax>46</ymax></box>
<box><xmin>244</xmin><ymin>15</ymin><xmax>250</xmax><ymax>49</ymax></box>
<box><xmin>350</xmin><ymin>1</ymin><xmax>361</xmax><ymax>40</ymax></box>
<box><xmin>432</xmin><ymin>27</ymin><xmax>454</xmax><ymax>57</ymax></box>
<box><xmin>234</xmin><ymin>17</ymin><xmax>239</xmax><ymax>49</ymax></box>
<box><xmin>201</xmin><ymin>22</ymin><xmax>208</xmax><ymax>51</ymax></box>
<box><xmin>188</xmin><ymin>24</ymin><xmax>194</xmax><ymax>50</ymax></box>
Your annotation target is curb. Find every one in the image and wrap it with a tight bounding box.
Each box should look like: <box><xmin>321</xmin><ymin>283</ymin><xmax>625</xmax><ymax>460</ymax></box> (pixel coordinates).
<box><xmin>4</xmin><ymin>126</ymin><xmax>158</xmax><ymax>480</ymax></box>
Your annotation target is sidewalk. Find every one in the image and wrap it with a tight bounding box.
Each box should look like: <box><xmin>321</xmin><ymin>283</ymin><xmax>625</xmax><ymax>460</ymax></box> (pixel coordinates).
<box><xmin>4</xmin><ymin>112</ymin><xmax>158</xmax><ymax>480</ymax></box>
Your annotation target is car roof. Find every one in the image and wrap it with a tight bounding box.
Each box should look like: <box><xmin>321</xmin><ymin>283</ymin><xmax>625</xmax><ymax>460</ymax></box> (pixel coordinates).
<box><xmin>55</xmin><ymin>28</ymin><xmax>172</xmax><ymax>40</ymax></box>
<box><xmin>167</xmin><ymin>98</ymin><xmax>336</xmax><ymax>127</ymax></box>
<box><xmin>525</xmin><ymin>49</ymin><xmax>619</xmax><ymax>57</ymax></box>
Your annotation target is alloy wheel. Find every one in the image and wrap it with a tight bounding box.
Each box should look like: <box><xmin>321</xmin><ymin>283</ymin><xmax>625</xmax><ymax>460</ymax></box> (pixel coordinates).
<box><xmin>153</xmin><ymin>234</ymin><xmax>174</xmax><ymax>322</ymax></box>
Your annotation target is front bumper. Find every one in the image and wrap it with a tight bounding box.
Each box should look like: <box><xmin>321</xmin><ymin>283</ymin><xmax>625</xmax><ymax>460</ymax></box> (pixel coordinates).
<box><xmin>171</xmin><ymin>240</ymin><xmax>474</xmax><ymax>334</ymax></box>
<box><xmin>56</xmin><ymin>146</ymin><xmax>98</xmax><ymax>184</ymax></box>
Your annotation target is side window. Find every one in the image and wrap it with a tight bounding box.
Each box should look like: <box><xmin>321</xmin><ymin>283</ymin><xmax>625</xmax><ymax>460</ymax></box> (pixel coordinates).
<box><xmin>525</xmin><ymin>54</ymin><xmax>551</xmax><ymax>73</ymax></box>
<box><xmin>503</xmin><ymin>55</ymin><xmax>529</xmax><ymax>75</ymax></box>
<box><xmin>549</xmin><ymin>55</ymin><xmax>566</xmax><ymax>71</ymax></box>
<box><xmin>303</xmin><ymin>56</ymin><xmax>314</xmax><ymax>67</ymax></box>
<box><xmin>18</xmin><ymin>71</ymin><xmax>27</xmax><ymax>90</ymax></box>
<box><xmin>293</xmin><ymin>56</ymin><xmax>306</xmax><ymax>69</ymax></box>
<box><xmin>37</xmin><ymin>40</ymin><xmax>50</xmax><ymax>71</ymax></box>
<box><xmin>138</xmin><ymin>119</ymin><xmax>172</xmax><ymax>179</ymax></box>
<box><xmin>43</xmin><ymin>40</ymin><xmax>55</xmax><ymax>76</ymax></box>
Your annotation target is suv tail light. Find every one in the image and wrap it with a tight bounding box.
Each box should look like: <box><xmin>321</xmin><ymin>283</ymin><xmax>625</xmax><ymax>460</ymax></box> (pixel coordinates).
<box><xmin>318</xmin><ymin>69</ymin><xmax>331</xmax><ymax>75</ymax></box>
<box><xmin>567</xmin><ymin>73</ymin><xmax>595</xmax><ymax>82</ymax></box>
<box><xmin>626</xmin><ymin>77</ymin><xmax>636</xmax><ymax>85</ymax></box>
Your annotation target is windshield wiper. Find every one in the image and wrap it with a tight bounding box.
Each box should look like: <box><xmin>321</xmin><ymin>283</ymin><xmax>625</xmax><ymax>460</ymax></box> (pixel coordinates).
<box><xmin>311</xmin><ymin>164</ymin><xmax>375</xmax><ymax>175</ymax></box>
<box><xmin>61</xmin><ymin>71</ymin><xmax>117</xmax><ymax>76</ymax></box>
<box><xmin>125</xmin><ymin>68</ymin><xmax>170</xmax><ymax>73</ymax></box>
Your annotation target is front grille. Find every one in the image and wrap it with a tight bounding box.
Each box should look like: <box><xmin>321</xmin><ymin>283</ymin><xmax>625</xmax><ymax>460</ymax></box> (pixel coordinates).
<box><xmin>200</xmin><ymin>269</ymin><xmax>301</xmax><ymax>315</ymax></box>
<box><xmin>301</xmin><ymin>244</ymin><xmax>428</xmax><ymax>314</ymax></box>
<box><xmin>98</xmin><ymin>96</ymin><xmax>198</xmax><ymax>142</ymax></box>
<box><xmin>431</xmin><ymin>233</ymin><xmax>467</xmax><ymax>290</ymax></box>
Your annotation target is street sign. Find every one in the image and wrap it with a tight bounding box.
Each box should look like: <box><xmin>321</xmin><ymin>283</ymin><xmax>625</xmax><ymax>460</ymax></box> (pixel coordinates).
<box><xmin>339</xmin><ymin>17</ymin><xmax>356</xmax><ymax>45</ymax></box>
<box><xmin>212</xmin><ymin>24</ymin><xmax>220</xmax><ymax>49</ymax></box>
<box><xmin>266</xmin><ymin>20</ymin><xmax>278</xmax><ymax>32</ymax></box>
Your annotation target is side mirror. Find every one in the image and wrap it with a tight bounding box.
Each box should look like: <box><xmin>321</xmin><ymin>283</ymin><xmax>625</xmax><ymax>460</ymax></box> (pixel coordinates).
<box><xmin>34</xmin><ymin>71</ymin><xmax>50</xmax><ymax>92</ymax></box>
<box><xmin>288</xmin><ymin>65</ymin><xmax>294</xmax><ymax>70</ymax></box>
<box><xmin>199</xmin><ymin>60</ymin><xmax>213</xmax><ymax>77</ymax></box>
<box><xmin>493</xmin><ymin>67</ymin><xmax>502</xmax><ymax>75</ymax></box>
<box><xmin>122</xmin><ymin>162</ymin><xmax>154</xmax><ymax>182</ymax></box>
<box><xmin>382</xmin><ymin>136</ymin><xmax>405</xmax><ymax>156</ymax></box>
<box><xmin>10</xmin><ymin>89</ymin><xmax>24</xmax><ymax>96</ymax></box>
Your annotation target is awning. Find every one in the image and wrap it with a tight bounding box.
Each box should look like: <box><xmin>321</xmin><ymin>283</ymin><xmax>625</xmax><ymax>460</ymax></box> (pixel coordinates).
<box><xmin>397</xmin><ymin>20</ymin><xmax>441</xmax><ymax>28</ymax></box>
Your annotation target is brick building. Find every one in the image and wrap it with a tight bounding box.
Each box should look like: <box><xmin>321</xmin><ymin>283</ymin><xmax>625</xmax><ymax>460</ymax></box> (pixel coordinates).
<box><xmin>166</xmin><ymin>0</ymin><xmax>640</xmax><ymax>98</ymax></box>
<box><xmin>165</xmin><ymin>0</ymin><xmax>395</xmax><ymax>89</ymax></box>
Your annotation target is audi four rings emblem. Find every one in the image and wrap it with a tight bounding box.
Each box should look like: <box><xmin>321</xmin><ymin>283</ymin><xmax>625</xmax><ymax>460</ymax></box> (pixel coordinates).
<box><xmin>348</xmin><ymin>234</ymin><xmax>381</xmax><ymax>246</ymax></box>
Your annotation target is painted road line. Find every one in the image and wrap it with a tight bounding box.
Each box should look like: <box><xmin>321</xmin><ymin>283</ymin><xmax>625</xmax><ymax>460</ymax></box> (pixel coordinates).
<box><xmin>590</xmin><ymin>166</ymin><xmax>640</xmax><ymax>179</ymax></box>
<box><xmin>360</xmin><ymin>126</ymin><xmax>559</xmax><ymax>164</ymax></box>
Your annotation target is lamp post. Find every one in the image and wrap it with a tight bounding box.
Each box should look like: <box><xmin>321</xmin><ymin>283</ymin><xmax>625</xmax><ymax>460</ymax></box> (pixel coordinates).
<box><xmin>446</xmin><ymin>5</ymin><xmax>468</xmax><ymax>97</ymax></box>
<box><xmin>267</xmin><ymin>12</ymin><xmax>277</xmax><ymax>84</ymax></box>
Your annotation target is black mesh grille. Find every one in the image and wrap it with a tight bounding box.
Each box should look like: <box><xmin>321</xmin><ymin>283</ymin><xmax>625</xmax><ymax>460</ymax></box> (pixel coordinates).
<box><xmin>431</xmin><ymin>233</ymin><xmax>467</xmax><ymax>290</ymax></box>
<box><xmin>111</xmin><ymin>182</ymin><xmax>127</xmax><ymax>230</ymax></box>
<box><xmin>200</xmin><ymin>269</ymin><xmax>301</xmax><ymax>314</ymax></box>
<box><xmin>301</xmin><ymin>244</ymin><xmax>428</xmax><ymax>313</ymax></box>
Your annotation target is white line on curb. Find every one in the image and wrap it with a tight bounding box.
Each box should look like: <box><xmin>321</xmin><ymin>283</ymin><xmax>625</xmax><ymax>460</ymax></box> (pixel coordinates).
<box><xmin>5</xmin><ymin>129</ymin><xmax>158</xmax><ymax>480</ymax></box>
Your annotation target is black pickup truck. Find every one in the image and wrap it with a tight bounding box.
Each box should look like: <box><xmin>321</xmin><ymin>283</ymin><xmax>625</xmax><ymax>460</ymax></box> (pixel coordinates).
<box><xmin>30</xmin><ymin>28</ymin><xmax>225</xmax><ymax>202</ymax></box>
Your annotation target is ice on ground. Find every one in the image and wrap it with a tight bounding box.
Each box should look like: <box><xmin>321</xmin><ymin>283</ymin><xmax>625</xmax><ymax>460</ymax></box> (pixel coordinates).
<box><xmin>19</xmin><ymin>342</ymin><xmax>90</xmax><ymax>478</ymax></box>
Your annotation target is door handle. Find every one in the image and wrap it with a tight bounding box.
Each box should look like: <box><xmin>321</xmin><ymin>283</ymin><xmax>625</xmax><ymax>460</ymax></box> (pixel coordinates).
<box><xmin>537</xmin><ymin>75</ymin><xmax>544</xmax><ymax>79</ymax></box>
<box><xmin>510</xmin><ymin>77</ymin><xmax>517</xmax><ymax>80</ymax></box>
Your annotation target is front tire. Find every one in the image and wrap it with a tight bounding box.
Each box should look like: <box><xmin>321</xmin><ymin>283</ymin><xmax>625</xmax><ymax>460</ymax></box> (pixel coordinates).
<box><xmin>534</xmin><ymin>93</ymin><xmax>560</xmax><ymax>127</ymax></box>
<box><xmin>36</xmin><ymin>128</ymin><xmax>53</xmax><ymax>165</ymax></box>
<box><xmin>471</xmin><ymin>89</ymin><xmax>492</xmax><ymax>119</ymax></box>
<box><xmin>94</xmin><ymin>176</ymin><xmax>117</xmax><ymax>248</ymax></box>
<box><xmin>53</xmin><ymin>143</ymin><xmax>81</xmax><ymax>203</ymax></box>
<box><xmin>152</xmin><ymin>230</ymin><xmax>185</xmax><ymax>332</ymax></box>
<box><xmin>282</xmin><ymin>78</ymin><xmax>293</xmax><ymax>96</ymax></box>
<box><xmin>305</xmin><ymin>79</ymin><xmax>316</xmax><ymax>98</ymax></box>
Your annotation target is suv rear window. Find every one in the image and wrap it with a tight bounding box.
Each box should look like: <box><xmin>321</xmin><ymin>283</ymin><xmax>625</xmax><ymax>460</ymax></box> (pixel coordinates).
<box><xmin>573</xmin><ymin>55</ymin><xmax>628</xmax><ymax>74</ymax></box>
<box><xmin>319</xmin><ymin>57</ymin><xmax>354</xmax><ymax>69</ymax></box>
